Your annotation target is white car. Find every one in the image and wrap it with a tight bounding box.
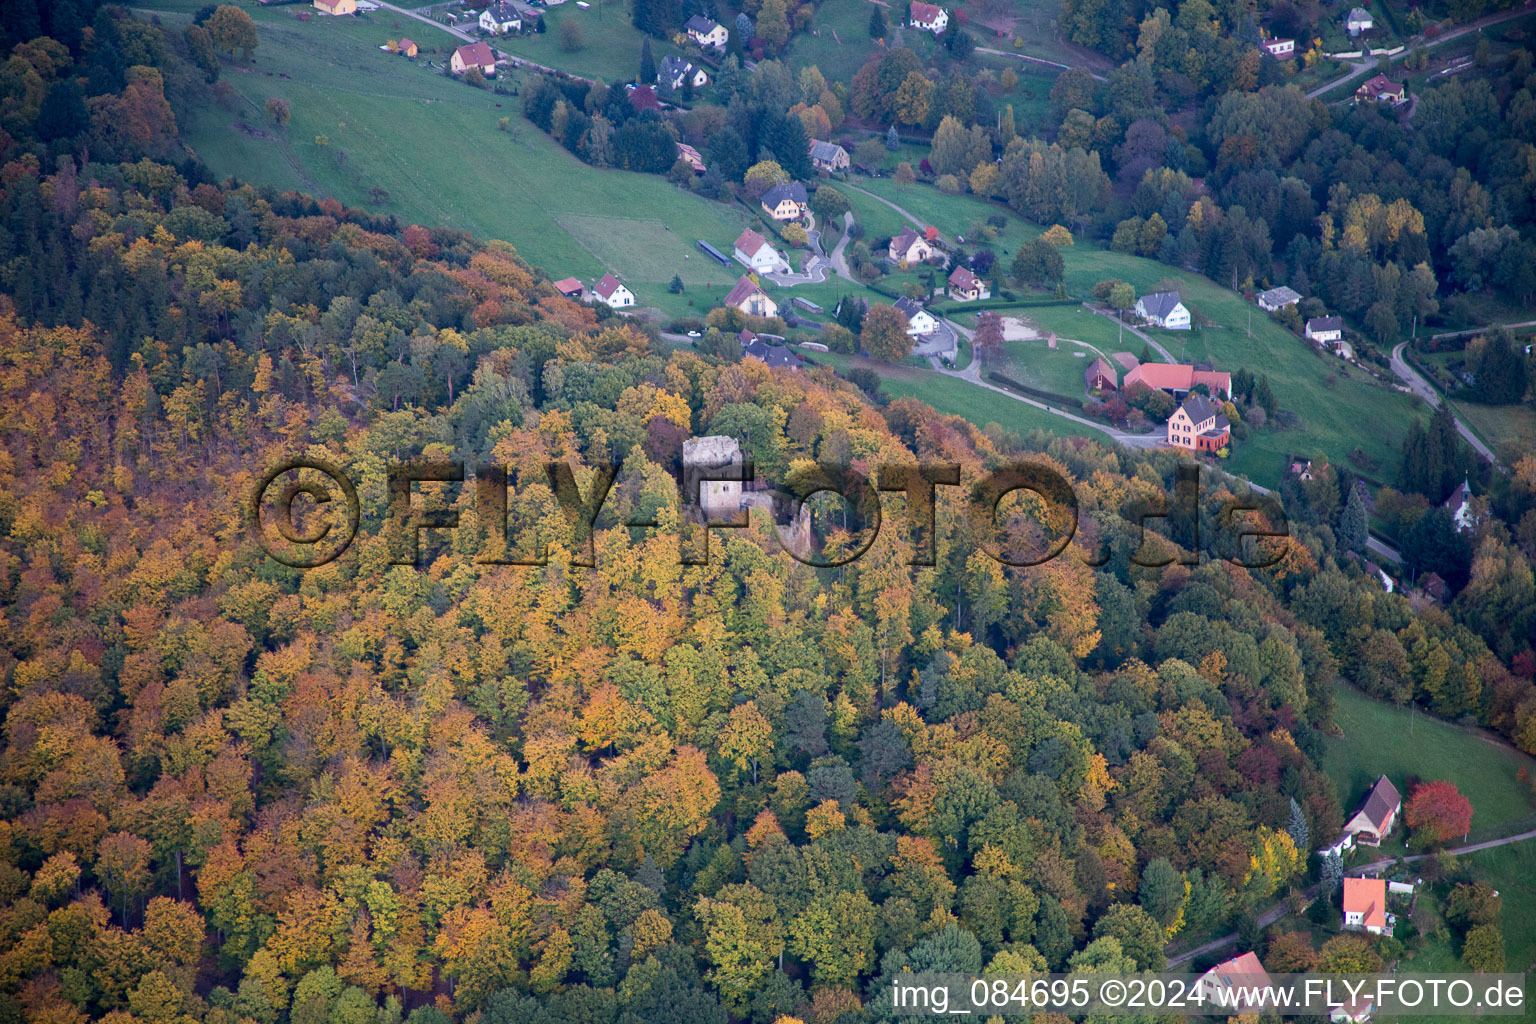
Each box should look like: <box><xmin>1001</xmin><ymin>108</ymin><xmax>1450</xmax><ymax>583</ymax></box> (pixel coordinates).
<box><xmin>687</xmin><ymin>330</ymin><xmax>701</xmax><ymax>337</ymax></box>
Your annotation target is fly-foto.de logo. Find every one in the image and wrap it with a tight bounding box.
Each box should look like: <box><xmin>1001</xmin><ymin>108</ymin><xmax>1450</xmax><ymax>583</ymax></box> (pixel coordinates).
<box><xmin>252</xmin><ymin>448</ymin><xmax>1290</xmax><ymax>570</ymax></box>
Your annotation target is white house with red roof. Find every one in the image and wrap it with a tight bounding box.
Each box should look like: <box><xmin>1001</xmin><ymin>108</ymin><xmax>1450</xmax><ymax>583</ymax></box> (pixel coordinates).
<box><xmin>594</xmin><ymin>273</ymin><xmax>634</xmax><ymax>309</ymax></box>
<box><xmin>1197</xmin><ymin>952</ymin><xmax>1274</xmax><ymax>1012</ymax></box>
<box><xmin>1342</xmin><ymin>876</ymin><xmax>1390</xmax><ymax>935</ymax></box>
<box><xmin>733</xmin><ymin>228</ymin><xmax>790</xmax><ymax>274</ymax></box>
<box><xmin>909</xmin><ymin>1</ymin><xmax>949</xmax><ymax>32</ymax></box>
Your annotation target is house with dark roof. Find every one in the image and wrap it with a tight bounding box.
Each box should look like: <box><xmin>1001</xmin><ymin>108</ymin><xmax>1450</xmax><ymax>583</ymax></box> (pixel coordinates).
<box><xmin>809</xmin><ymin>140</ymin><xmax>850</xmax><ymax>173</ymax></box>
<box><xmin>1343</xmin><ymin>775</ymin><xmax>1401</xmax><ymax>846</ymax></box>
<box><xmin>450</xmin><ymin>42</ymin><xmax>498</xmax><ymax>75</ymax></box>
<box><xmin>1085</xmin><ymin>357</ymin><xmax>1117</xmax><ymax>392</ymax></box>
<box><xmin>594</xmin><ymin>273</ymin><xmax>634</xmax><ymax>309</ymax></box>
<box><xmin>1356</xmin><ymin>74</ymin><xmax>1405</xmax><ymax>104</ymax></box>
<box><xmin>685</xmin><ymin>14</ymin><xmax>728</xmax><ymax>47</ymax></box>
<box><xmin>1346</xmin><ymin>6</ymin><xmax>1373</xmax><ymax>33</ymax></box>
<box><xmin>760</xmin><ymin>183</ymin><xmax>808</xmax><ymax>221</ymax></box>
<box><xmin>743</xmin><ymin>337</ymin><xmax>805</xmax><ymax>369</ymax></box>
<box><xmin>659</xmin><ymin>55</ymin><xmax>708</xmax><ymax>92</ymax></box>
<box><xmin>1135</xmin><ymin>291</ymin><xmax>1191</xmax><ymax>329</ymax></box>
<box><xmin>888</xmin><ymin>226</ymin><xmax>933</xmax><ymax>264</ymax></box>
<box><xmin>1166</xmin><ymin>395</ymin><xmax>1230</xmax><ymax>453</ymax></box>
<box><xmin>1443</xmin><ymin>477</ymin><xmax>1479</xmax><ymax>533</ymax></box>
<box><xmin>479</xmin><ymin>2</ymin><xmax>521</xmax><ymax>33</ymax></box>
<box><xmin>947</xmin><ymin>266</ymin><xmax>989</xmax><ymax>301</ymax></box>
<box><xmin>1261</xmin><ymin>37</ymin><xmax>1295</xmax><ymax>56</ymax></box>
<box><xmin>1306</xmin><ymin>316</ymin><xmax>1344</xmax><ymax>344</ymax></box>
<box><xmin>723</xmin><ymin>275</ymin><xmax>778</xmax><ymax>317</ymax></box>
<box><xmin>893</xmin><ymin>297</ymin><xmax>938</xmax><ymax>336</ymax></box>
<box><xmin>1256</xmin><ymin>285</ymin><xmax>1301</xmax><ymax>311</ymax></box>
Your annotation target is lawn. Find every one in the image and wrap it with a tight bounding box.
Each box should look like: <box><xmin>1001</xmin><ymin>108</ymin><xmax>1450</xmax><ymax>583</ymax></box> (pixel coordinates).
<box><xmin>812</xmin><ymin>353</ymin><xmax>1120</xmax><ymax>444</ymax></box>
<box><xmin>998</xmin><ymin>339</ymin><xmax>1098</xmax><ymax>398</ymax></box>
<box><xmin>154</xmin><ymin>0</ymin><xmax>757</xmax><ymax>312</ymax></box>
<box><xmin>495</xmin><ymin>0</ymin><xmax>688</xmax><ymax>84</ymax></box>
<box><xmin>1323</xmin><ymin>685</ymin><xmax>1536</xmax><ymax>847</ymax></box>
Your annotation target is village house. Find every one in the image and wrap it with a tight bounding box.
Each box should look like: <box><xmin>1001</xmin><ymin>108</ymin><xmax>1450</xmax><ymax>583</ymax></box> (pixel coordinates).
<box><xmin>659</xmin><ymin>55</ymin><xmax>708</xmax><ymax>91</ymax></box>
<box><xmin>1085</xmin><ymin>357</ymin><xmax>1118</xmax><ymax>392</ymax></box>
<box><xmin>450</xmin><ymin>42</ymin><xmax>497</xmax><ymax>75</ymax></box>
<box><xmin>947</xmin><ymin>266</ymin><xmax>990</xmax><ymax>301</ymax></box>
<box><xmin>1166</xmin><ymin>395</ymin><xmax>1231</xmax><ymax>453</ymax></box>
<box><xmin>1256</xmin><ymin>285</ymin><xmax>1301</xmax><ymax>311</ymax></box>
<box><xmin>760</xmin><ymin>183</ymin><xmax>808</xmax><ymax>222</ymax></box>
<box><xmin>733</xmin><ymin>228</ymin><xmax>790</xmax><ymax>275</ymax></box>
<box><xmin>743</xmin><ymin>336</ymin><xmax>805</xmax><ymax>370</ymax></box>
<box><xmin>1344</xmin><ymin>774</ymin><xmax>1401</xmax><ymax>846</ymax></box>
<box><xmin>314</xmin><ymin>0</ymin><xmax>358</xmax><ymax>14</ymax></box>
<box><xmin>809</xmin><ymin>140</ymin><xmax>850</xmax><ymax>173</ymax></box>
<box><xmin>1290</xmin><ymin>458</ymin><xmax>1314</xmax><ymax>481</ymax></box>
<box><xmin>676</xmin><ymin>142</ymin><xmax>707</xmax><ymax>175</ymax></box>
<box><xmin>909</xmin><ymin>1</ymin><xmax>949</xmax><ymax>32</ymax></box>
<box><xmin>1123</xmin><ymin>362</ymin><xmax>1232</xmax><ymax>399</ymax></box>
<box><xmin>1356</xmin><ymin>74</ymin><xmax>1405</xmax><ymax>104</ymax></box>
<box><xmin>893</xmin><ymin>297</ymin><xmax>939</xmax><ymax>336</ymax></box>
<box><xmin>1306</xmin><ymin>315</ymin><xmax>1344</xmax><ymax>344</ymax></box>
<box><xmin>685</xmin><ymin>14</ymin><xmax>728</xmax><ymax>48</ymax></box>
<box><xmin>594</xmin><ymin>273</ymin><xmax>634</xmax><ymax>309</ymax></box>
<box><xmin>479</xmin><ymin>2</ymin><xmax>521</xmax><ymax>33</ymax></box>
<box><xmin>724</xmin><ymin>275</ymin><xmax>778</xmax><ymax>318</ymax></box>
<box><xmin>888</xmin><ymin>226</ymin><xmax>934</xmax><ymax>264</ymax></box>
<box><xmin>395</xmin><ymin>37</ymin><xmax>419</xmax><ymax>56</ymax></box>
<box><xmin>1342</xmin><ymin>876</ymin><xmax>1390</xmax><ymax>935</ymax></box>
<box><xmin>551</xmin><ymin>277</ymin><xmax>585</xmax><ymax>299</ymax></box>
<box><xmin>1346</xmin><ymin>6</ymin><xmax>1373</xmax><ymax>33</ymax></box>
<box><xmin>1261</xmin><ymin>36</ymin><xmax>1295</xmax><ymax>56</ymax></box>
<box><xmin>1135</xmin><ymin>290</ymin><xmax>1192</xmax><ymax>329</ymax></box>
<box><xmin>1197</xmin><ymin>953</ymin><xmax>1274</xmax><ymax>1012</ymax></box>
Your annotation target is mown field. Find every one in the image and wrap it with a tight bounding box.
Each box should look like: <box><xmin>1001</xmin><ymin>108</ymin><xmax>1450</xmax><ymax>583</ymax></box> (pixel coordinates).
<box><xmin>997</xmin><ymin>339</ymin><xmax>1098</xmax><ymax>397</ymax></box>
<box><xmin>1324</xmin><ymin>685</ymin><xmax>1536</xmax><ymax>847</ymax></box>
<box><xmin>152</xmin><ymin>0</ymin><xmax>759</xmax><ymax>312</ymax></box>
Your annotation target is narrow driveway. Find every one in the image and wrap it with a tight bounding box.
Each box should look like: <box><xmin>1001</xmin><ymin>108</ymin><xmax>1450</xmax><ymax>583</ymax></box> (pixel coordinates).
<box><xmin>845</xmin><ymin>184</ymin><xmax>950</xmax><ymax>252</ymax></box>
<box><xmin>1085</xmin><ymin>305</ymin><xmax>1176</xmax><ymax>362</ymax></box>
<box><xmin>974</xmin><ymin>47</ymin><xmax>1108</xmax><ymax>81</ymax></box>
<box><xmin>1167</xmin><ymin>827</ymin><xmax>1536</xmax><ymax>967</ymax></box>
<box><xmin>1390</xmin><ymin>342</ymin><xmax>1498</xmax><ymax>464</ymax></box>
<box><xmin>828</xmin><ymin>212</ymin><xmax>856</xmax><ymax>282</ymax></box>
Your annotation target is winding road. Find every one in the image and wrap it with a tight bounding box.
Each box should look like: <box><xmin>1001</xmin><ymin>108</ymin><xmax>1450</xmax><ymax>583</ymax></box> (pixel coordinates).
<box><xmin>1086</xmin><ymin>305</ymin><xmax>1177</xmax><ymax>362</ymax></box>
<box><xmin>1390</xmin><ymin>341</ymin><xmax>1499</xmax><ymax>465</ymax></box>
<box><xmin>1167</xmin><ymin>827</ymin><xmax>1536</xmax><ymax>967</ymax></box>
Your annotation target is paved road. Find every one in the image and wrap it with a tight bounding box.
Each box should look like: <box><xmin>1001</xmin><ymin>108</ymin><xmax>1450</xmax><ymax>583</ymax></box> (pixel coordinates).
<box><xmin>1086</xmin><ymin>305</ymin><xmax>1176</xmax><ymax>362</ymax></box>
<box><xmin>845</xmin><ymin>184</ymin><xmax>951</xmax><ymax>250</ymax></box>
<box><xmin>828</xmin><ymin>212</ymin><xmax>856</xmax><ymax>282</ymax></box>
<box><xmin>1429</xmin><ymin>318</ymin><xmax>1536</xmax><ymax>342</ymax></box>
<box><xmin>1390</xmin><ymin>342</ymin><xmax>1499</xmax><ymax>464</ymax></box>
<box><xmin>1306</xmin><ymin>6</ymin><xmax>1535</xmax><ymax>99</ymax></box>
<box><xmin>1167</xmin><ymin>827</ymin><xmax>1536</xmax><ymax>967</ymax></box>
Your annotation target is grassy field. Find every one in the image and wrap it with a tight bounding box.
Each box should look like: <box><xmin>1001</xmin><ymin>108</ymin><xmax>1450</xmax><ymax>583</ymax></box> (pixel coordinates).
<box><xmin>998</xmin><ymin>339</ymin><xmax>1097</xmax><ymax>397</ymax></box>
<box><xmin>153</xmin><ymin>1</ymin><xmax>760</xmax><ymax>312</ymax></box>
<box><xmin>495</xmin><ymin>0</ymin><xmax>688</xmax><ymax>84</ymax></box>
<box><xmin>812</xmin><ymin>352</ymin><xmax>1119</xmax><ymax>444</ymax></box>
<box><xmin>1324</xmin><ymin>685</ymin><xmax>1536</xmax><ymax>847</ymax></box>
